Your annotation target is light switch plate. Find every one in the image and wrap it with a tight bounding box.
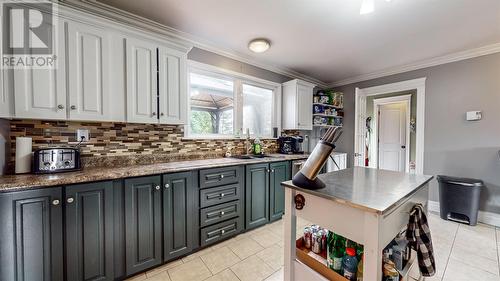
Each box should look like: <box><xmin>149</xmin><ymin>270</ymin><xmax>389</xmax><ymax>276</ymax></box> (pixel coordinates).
<box><xmin>76</xmin><ymin>129</ymin><xmax>89</xmax><ymax>142</ymax></box>
<box><xmin>466</xmin><ymin>111</ymin><xmax>482</xmax><ymax>121</ymax></box>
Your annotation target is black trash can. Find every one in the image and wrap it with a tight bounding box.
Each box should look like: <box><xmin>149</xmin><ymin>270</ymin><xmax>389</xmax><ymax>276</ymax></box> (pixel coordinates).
<box><xmin>436</xmin><ymin>175</ymin><xmax>484</xmax><ymax>226</ymax></box>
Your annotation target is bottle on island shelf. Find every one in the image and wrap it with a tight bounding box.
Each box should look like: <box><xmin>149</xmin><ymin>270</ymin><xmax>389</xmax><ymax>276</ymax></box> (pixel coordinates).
<box><xmin>342</xmin><ymin>247</ymin><xmax>358</xmax><ymax>280</ymax></box>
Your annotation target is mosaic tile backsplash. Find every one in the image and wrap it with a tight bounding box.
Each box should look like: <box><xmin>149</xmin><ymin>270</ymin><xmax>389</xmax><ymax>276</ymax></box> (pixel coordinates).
<box><xmin>8</xmin><ymin>119</ymin><xmax>281</xmax><ymax>171</ymax></box>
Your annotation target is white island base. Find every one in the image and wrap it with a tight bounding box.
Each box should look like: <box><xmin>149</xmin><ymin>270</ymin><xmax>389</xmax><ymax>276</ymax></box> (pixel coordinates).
<box><xmin>282</xmin><ymin>167</ymin><xmax>432</xmax><ymax>281</ymax></box>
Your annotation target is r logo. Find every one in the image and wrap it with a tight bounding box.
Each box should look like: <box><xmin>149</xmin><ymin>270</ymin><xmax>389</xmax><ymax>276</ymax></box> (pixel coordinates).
<box><xmin>2</xmin><ymin>2</ymin><xmax>53</xmax><ymax>55</ymax></box>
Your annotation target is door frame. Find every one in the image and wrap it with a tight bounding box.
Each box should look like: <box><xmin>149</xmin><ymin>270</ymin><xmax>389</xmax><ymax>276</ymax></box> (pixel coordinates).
<box><xmin>354</xmin><ymin>77</ymin><xmax>426</xmax><ymax>174</ymax></box>
<box><xmin>372</xmin><ymin>95</ymin><xmax>411</xmax><ymax>172</ymax></box>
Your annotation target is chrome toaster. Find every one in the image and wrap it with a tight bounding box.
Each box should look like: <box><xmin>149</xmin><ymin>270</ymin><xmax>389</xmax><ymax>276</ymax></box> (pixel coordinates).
<box><xmin>33</xmin><ymin>148</ymin><xmax>81</xmax><ymax>173</ymax></box>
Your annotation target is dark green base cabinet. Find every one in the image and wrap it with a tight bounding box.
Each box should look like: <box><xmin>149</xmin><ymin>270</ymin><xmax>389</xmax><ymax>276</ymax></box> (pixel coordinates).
<box><xmin>65</xmin><ymin>181</ymin><xmax>115</xmax><ymax>281</ymax></box>
<box><xmin>269</xmin><ymin>161</ymin><xmax>291</xmax><ymax>222</ymax></box>
<box><xmin>0</xmin><ymin>187</ymin><xmax>64</xmax><ymax>281</ymax></box>
<box><xmin>245</xmin><ymin>161</ymin><xmax>291</xmax><ymax>230</ymax></box>
<box><xmin>124</xmin><ymin>176</ymin><xmax>163</xmax><ymax>275</ymax></box>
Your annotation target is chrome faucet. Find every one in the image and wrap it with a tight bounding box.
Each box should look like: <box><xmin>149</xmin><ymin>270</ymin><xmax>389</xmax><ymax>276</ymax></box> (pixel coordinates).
<box><xmin>245</xmin><ymin>128</ymin><xmax>252</xmax><ymax>155</ymax></box>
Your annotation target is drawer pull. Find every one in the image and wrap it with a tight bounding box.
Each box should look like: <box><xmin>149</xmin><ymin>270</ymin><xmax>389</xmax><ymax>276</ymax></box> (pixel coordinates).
<box><xmin>155</xmin><ymin>185</ymin><xmax>160</xmax><ymax>190</ymax></box>
<box><xmin>52</xmin><ymin>199</ymin><xmax>60</xmax><ymax>206</ymax></box>
<box><xmin>165</xmin><ymin>183</ymin><xmax>170</xmax><ymax>189</ymax></box>
<box><xmin>220</xmin><ymin>174</ymin><xmax>224</xmax><ymax>179</ymax></box>
<box><xmin>220</xmin><ymin>211</ymin><xmax>225</xmax><ymax>216</ymax></box>
<box><xmin>221</xmin><ymin>229</ymin><xmax>225</xmax><ymax>234</ymax></box>
<box><xmin>66</xmin><ymin>197</ymin><xmax>74</xmax><ymax>204</ymax></box>
<box><xmin>220</xmin><ymin>193</ymin><xmax>225</xmax><ymax>198</ymax></box>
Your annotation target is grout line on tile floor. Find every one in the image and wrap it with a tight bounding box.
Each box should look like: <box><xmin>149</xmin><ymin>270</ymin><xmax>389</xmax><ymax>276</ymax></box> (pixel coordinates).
<box><xmin>438</xmin><ymin>222</ymin><xmax>459</xmax><ymax>281</ymax></box>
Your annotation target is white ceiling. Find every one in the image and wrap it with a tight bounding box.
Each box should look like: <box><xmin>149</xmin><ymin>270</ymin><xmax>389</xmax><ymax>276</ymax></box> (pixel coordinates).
<box><xmin>98</xmin><ymin>0</ymin><xmax>500</xmax><ymax>85</ymax></box>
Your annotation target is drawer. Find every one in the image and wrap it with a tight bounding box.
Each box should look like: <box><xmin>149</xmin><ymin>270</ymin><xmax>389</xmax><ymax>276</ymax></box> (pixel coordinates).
<box><xmin>200</xmin><ymin>217</ymin><xmax>243</xmax><ymax>247</ymax></box>
<box><xmin>200</xmin><ymin>200</ymin><xmax>242</xmax><ymax>228</ymax></box>
<box><xmin>199</xmin><ymin>166</ymin><xmax>242</xmax><ymax>189</ymax></box>
<box><xmin>200</xmin><ymin>184</ymin><xmax>242</xmax><ymax>208</ymax></box>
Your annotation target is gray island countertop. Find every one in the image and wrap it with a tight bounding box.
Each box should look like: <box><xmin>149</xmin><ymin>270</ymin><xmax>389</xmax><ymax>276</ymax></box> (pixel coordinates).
<box><xmin>282</xmin><ymin>167</ymin><xmax>433</xmax><ymax>215</ymax></box>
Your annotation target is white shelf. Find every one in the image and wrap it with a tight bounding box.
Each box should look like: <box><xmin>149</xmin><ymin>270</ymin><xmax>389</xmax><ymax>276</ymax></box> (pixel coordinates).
<box><xmin>313</xmin><ymin>114</ymin><xmax>343</xmax><ymax>118</ymax></box>
<box><xmin>313</xmin><ymin>124</ymin><xmax>343</xmax><ymax>128</ymax></box>
<box><xmin>313</xmin><ymin>103</ymin><xmax>344</xmax><ymax>110</ymax></box>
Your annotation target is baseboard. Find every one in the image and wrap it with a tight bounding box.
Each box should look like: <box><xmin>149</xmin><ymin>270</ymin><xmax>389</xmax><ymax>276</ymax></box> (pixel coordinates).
<box><xmin>428</xmin><ymin>200</ymin><xmax>500</xmax><ymax>227</ymax></box>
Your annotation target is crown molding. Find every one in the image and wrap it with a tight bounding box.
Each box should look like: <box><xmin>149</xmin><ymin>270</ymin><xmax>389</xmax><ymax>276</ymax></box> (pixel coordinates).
<box><xmin>329</xmin><ymin>42</ymin><xmax>500</xmax><ymax>88</ymax></box>
<box><xmin>58</xmin><ymin>0</ymin><xmax>329</xmax><ymax>88</ymax></box>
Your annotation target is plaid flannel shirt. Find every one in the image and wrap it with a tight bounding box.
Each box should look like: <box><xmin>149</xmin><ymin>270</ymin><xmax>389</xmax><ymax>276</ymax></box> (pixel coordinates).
<box><xmin>406</xmin><ymin>203</ymin><xmax>436</xmax><ymax>277</ymax></box>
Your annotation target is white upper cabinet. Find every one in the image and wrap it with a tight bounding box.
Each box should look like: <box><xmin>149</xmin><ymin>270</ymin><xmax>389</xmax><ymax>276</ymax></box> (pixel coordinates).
<box><xmin>125</xmin><ymin>38</ymin><xmax>158</xmax><ymax>124</ymax></box>
<box><xmin>66</xmin><ymin>21</ymin><xmax>111</xmax><ymax>121</ymax></box>
<box><xmin>13</xmin><ymin>19</ymin><xmax>67</xmax><ymax>120</ymax></box>
<box><xmin>282</xmin><ymin>79</ymin><xmax>315</xmax><ymax>130</ymax></box>
<box><xmin>158</xmin><ymin>46</ymin><xmax>187</xmax><ymax>124</ymax></box>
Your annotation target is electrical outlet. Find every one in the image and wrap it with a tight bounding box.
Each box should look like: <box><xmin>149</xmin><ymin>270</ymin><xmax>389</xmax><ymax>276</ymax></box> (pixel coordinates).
<box><xmin>76</xmin><ymin>129</ymin><xmax>89</xmax><ymax>142</ymax></box>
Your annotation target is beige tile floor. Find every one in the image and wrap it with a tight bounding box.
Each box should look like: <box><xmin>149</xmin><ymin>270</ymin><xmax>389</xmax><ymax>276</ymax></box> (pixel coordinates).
<box><xmin>126</xmin><ymin>213</ymin><xmax>500</xmax><ymax>281</ymax></box>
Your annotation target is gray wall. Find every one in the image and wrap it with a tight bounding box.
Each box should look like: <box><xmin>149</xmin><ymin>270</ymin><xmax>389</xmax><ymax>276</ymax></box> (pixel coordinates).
<box><xmin>0</xmin><ymin>119</ymin><xmax>9</xmax><ymax>175</ymax></box>
<box><xmin>188</xmin><ymin>47</ymin><xmax>293</xmax><ymax>84</ymax></box>
<box><xmin>333</xmin><ymin>52</ymin><xmax>500</xmax><ymax>213</ymax></box>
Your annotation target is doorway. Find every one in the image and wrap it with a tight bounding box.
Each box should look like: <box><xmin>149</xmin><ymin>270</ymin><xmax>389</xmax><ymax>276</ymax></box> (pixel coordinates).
<box><xmin>373</xmin><ymin>95</ymin><xmax>410</xmax><ymax>172</ymax></box>
<box><xmin>354</xmin><ymin>78</ymin><xmax>426</xmax><ymax>174</ymax></box>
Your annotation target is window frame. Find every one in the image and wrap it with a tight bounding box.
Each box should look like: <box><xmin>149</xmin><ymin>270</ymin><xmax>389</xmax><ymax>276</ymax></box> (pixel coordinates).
<box><xmin>186</xmin><ymin>61</ymin><xmax>282</xmax><ymax>139</ymax></box>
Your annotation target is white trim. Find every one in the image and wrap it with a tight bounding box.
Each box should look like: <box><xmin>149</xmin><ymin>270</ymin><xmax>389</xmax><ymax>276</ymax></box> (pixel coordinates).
<box><xmin>354</xmin><ymin>78</ymin><xmax>425</xmax><ymax>175</ymax></box>
<box><xmin>428</xmin><ymin>200</ymin><xmax>500</xmax><ymax>227</ymax></box>
<box><xmin>59</xmin><ymin>0</ymin><xmax>329</xmax><ymax>88</ymax></box>
<box><xmin>330</xmin><ymin>43</ymin><xmax>500</xmax><ymax>87</ymax></box>
<box><xmin>372</xmin><ymin>94</ymin><xmax>411</xmax><ymax>172</ymax></box>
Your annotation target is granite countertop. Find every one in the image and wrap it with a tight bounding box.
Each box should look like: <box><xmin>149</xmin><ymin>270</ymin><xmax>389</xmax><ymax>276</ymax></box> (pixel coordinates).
<box><xmin>282</xmin><ymin>167</ymin><xmax>433</xmax><ymax>215</ymax></box>
<box><xmin>0</xmin><ymin>154</ymin><xmax>309</xmax><ymax>192</ymax></box>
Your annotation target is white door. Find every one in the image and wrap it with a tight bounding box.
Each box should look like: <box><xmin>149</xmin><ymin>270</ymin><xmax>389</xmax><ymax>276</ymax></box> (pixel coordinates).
<box><xmin>158</xmin><ymin>46</ymin><xmax>187</xmax><ymax>124</ymax></box>
<box><xmin>13</xmin><ymin>20</ymin><xmax>66</xmax><ymax>120</ymax></box>
<box><xmin>126</xmin><ymin>38</ymin><xmax>158</xmax><ymax>123</ymax></box>
<box><xmin>296</xmin><ymin>84</ymin><xmax>313</xmax><ymax>130</ymax></box>
<box><xmin>378</xmin><ymin>103</ymin><xmax>407</xmax><ymax>171</ymax></box>
<box><xmin>67</xmin><ymin>21</ymin><xmax>110</xmax><ymax>121</ymax></box>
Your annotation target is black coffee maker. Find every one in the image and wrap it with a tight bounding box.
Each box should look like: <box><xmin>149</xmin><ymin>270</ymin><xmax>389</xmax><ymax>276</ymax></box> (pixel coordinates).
<box><xmin>278</xmin><ymin>136</ymin><xmax>304</xmax><ymax>154</ymax></box>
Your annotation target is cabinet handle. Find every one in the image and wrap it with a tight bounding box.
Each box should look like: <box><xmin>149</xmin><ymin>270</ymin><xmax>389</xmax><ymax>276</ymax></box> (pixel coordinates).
<box><xmin>220</xmin><ymin>211</ymin><xmax>225</xmax><ymax>216</ymax></box>
<box><xmin>57</xmin><ymin>104</ymin><xmax>64</xmax><ymax>110</ymax></box>
<box><xmin>220</xmin><ymin>174</ymin><xmax>224</xmax><ymax>179</ymax></box>
<box><xmin>52</xmin><ymin>199</ymin><xmax>60</xmax><ymax>206</ymax></box>
<box><xmin>152</xmin><ymin>112</ymin><xmax>156</xmax><ymax>116</ymax></box>
<box><xmin>271</xmin><ymin>169</ymin><xmax>275</xmax><ymax>173</ymax></box>
<box><xmin>155</xmin><ymin>185</ymin><xmax>160</xmax><ymax>190</ymax></box>
<box><xmin>220</xmin><ymin>193</ymin><xmax>225</xmax><ymax>198</ymax></box>
<box><xmin>165</xmin><ymin>183</ymin><xmax>170</xmax><ymax>189</ymax></box>
<box><xmin>160</xmin><ymin>112</ymin><xmax>164</xmax><ymax>116</ymax></box>
<box><xmin>221</xmin><ymin>229</ymin><xmax>225</xmax><ymax>234</ymax></box>
<box><xmin>70</xmin><ymin>105</ymin><xmax>76</xmax><ymax>110</ymax></box>
<box><xmin>66</xmin><ymin>197</ymin><xmax>74</xmax><ymax>204</ymax></box>
<box><xmin>267</xmin><ymin>169</ymin><xmax>270</xmax><ymax>173</ymax></box>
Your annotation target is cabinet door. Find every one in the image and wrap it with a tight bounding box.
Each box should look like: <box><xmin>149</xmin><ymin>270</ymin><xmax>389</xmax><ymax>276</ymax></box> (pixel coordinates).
<box><xmin>66</xmin><ymin>21</ymin><xmax>111</xmax><ymax>121</ymax></box>
<box><xmin>163</xmin><ymin>171</ymin><xmax>195</xmax><ymax>261</ymax></box>
<box><xmin>269</xmin><ymin>161</ymin><xmax>291</xmax><ymax>222</ymax></box>
<box><xmin>65</xmin><ymin>181</ymin><xmax>114</xmax><ymax>281</ymax></box>
<box><xmin>0</xmin><ymin>187</ymin><xmax>64</xmax><ymax>281</ymax></box>
<box><xmin>126</xmin><ymin>38</ymin><xmax>158</xmax><ymax>123</ymax></box>
<box><xmin>297</xmin><ymin>84</ymin><xmax>313</xmax><ymax>130</ymax></box>
<box><xmin>124</xmin><ymin>176</ymin><xmax>162</xmax><ymax>275</ymax></box>
<box><xmin>245</xmin><ymin>163</ymin><xmax>269</xmax><ymax>230</ymax></box>
<box><xmin>13</xmin><ymin>21</ymin><xmax>66</xmax><ymax>119</ymax></box>
<box><xmin>158</xmin><ymin>47</ymin><xmax>187</xmax><ymax>124</ymax></box>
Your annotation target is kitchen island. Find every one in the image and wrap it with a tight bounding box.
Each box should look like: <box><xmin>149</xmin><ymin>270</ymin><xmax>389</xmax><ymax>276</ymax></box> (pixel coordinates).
<box><xmin>281</xmin><ymin>167</ymin><xmax>433</xmax><ymax>281</ymax></box>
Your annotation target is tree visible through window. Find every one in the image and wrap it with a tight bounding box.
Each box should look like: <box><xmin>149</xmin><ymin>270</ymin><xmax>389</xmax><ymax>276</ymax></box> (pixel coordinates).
<box><xmin>189</xmin><ymin>73</ymin><xmax>234</xmax><ymax>135</ymax></box>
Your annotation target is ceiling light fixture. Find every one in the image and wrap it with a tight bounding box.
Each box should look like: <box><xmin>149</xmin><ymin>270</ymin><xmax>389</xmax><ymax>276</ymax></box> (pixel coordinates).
<box><xmin>248</xmin><ymin>39</ymin><xmax>271</xmax><ymax>53</ymax></box>
<box><xmin>360</xmin><ymin>0</ymin><xmax>375</xmax><ymax>14</ymax></box>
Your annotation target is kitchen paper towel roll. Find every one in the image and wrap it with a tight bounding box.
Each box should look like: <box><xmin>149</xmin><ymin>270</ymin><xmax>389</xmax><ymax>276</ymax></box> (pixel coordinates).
<box><xmin>15</xmin><ymin>137</ymin><xmax>32</xmax><ymax>174</ymax></box>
